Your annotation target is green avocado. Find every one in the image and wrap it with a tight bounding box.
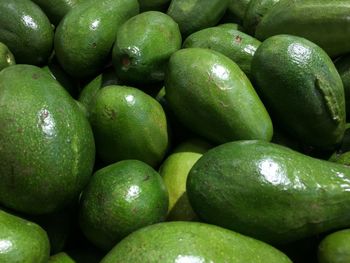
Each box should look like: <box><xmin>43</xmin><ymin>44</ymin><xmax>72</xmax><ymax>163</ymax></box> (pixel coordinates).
<box><xmin>54</xmin><ymin>0</ymin><xmax>139</xmax><ymax>78</ymax></box>
<box><xmin>252</xmin><ymin>34</ymin><xmax>345</xmax><ymax>149</ymax></box>
<box><xmin>112</xmin><ymin>11</ymin><xmax>181</xmax><ymax>84</ymax></box>
<box><xmin>167</xmin><ymin>0</ymin><xmax>229</xmax><ymax>37</ymax></box>
<box><xmin>227</xmin><ymin>0</ymin><xmax>251</xmax><ymax>22</ymax></box>
<box><xmin>165</xmin><ymin>47</ymin><xmax>273</xmax><ymax>144</ymax></box>
<box><xmin>31</xmin><ymin>0</ymin><xmax>82</xmax><ymax>25</ymax></box>
<box><xmin>0</xmin><ymin>65</ymin><xmax>95</xmax><ymax>215</ymax></box>
<box><xmin>255</xmin><ymin>0</ymin><xmax>350</xmax><ymax>58</ymax></box>
<box><xmin>318</xmin><ymin>229</ymin><xmax>350</xmax><ymax>263</ymax></box>
<box><xmin>217</xmin><ymin>22</ymin><xmax>242</xmax><ymax>31</ymax></box>
<box><xmin>187</xmin><ymin>140</ymin><xmax>350</xmax><ymax>244</ymax></box>
<box><xmin>79</xmin><ymin>160</ymin><xmax>168</xmax><ymax>251</ymax></box>
<box><xmin>335</xmin><ymin>55</ymin><xmax>350</xmax><ymax>119</ymax></box>
<box><xmin>89</xmin><ymin>85</ymin><xmax>169</xmax><ymax>167</ymax></box>
<box><xmin>183</xmin><ymin>27</ymin><xmax>261</xmax><ymax>78</ymax></box>
<box><xmin>138</xmin><ymin>0</ymin><xmax>170</xmax><ymax>11</ymax></box>
<box><xmin>0</xmin><ymin>42</ymin><xmax>15</xmax><ymax>71</ymax></box>
<box><xmin>49</xmin><ymin>252</ymin><xmax>76</xmax><ymax>263</ymax></box>
<box><xmin>0</xmin><ymin>209</ymin><xmax>50</xmax><ymax>263</ymax></box>
<box><xmin>0</xmin><ymin>0</ymin><xmax>54</xmax><ymax>65</ymax></box>
<box><xmin>100</xmin><ymin>221</ymin><xmax>292</xmax><ymax>262</ymax></box>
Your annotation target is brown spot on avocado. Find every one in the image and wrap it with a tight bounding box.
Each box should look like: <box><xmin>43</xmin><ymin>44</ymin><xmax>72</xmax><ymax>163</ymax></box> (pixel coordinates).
<box><xmin>235</xmin><ymin>35</ymin><xmax>242</xmax><ymax>43</ymax></box>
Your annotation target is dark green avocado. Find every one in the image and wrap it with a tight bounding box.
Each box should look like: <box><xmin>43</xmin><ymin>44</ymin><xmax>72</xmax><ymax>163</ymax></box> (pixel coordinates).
<box><xmin>0</xmin><ymin>42</ymin><xmax>15</xmax><ymax>71</ymax></box>
<box><xmin>335</xmin><ymin>54</ymin><xmax>350</xmax><ymax>120</ymax></box>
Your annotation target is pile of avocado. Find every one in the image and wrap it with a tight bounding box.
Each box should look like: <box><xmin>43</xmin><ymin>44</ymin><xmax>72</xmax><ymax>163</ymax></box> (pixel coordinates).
<box><xmin>2</xmin><ymin>0</ymin><xmax>350</xmax><ymax>262</ymax></box>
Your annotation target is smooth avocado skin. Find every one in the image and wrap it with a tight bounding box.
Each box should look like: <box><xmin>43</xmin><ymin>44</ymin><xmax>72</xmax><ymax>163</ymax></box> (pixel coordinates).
<box><xmin>79</xmin><ymin>160</ymin><xmax>169</xmax><ymax>251</ymax></box>
<box><xmin>49</xmin><ymin>252</ymin><xmax>76</xmax><ymax>263</ymax></box>
<box><xmin>0</xmin><ymin>42</ymin><xmax>15</xmax><ymax>71</ymax></box>
<box><xmin>0</xmin><ymin>0</ymin><xmax>54</xmax><ymax>65</ymax></box>
<box><xmin>335</xmin><ymin>55</ymin><xmax>350</xmax><ymax>119</ymax></box>
<box><xmin>255</xmin><ymin>0</ymin><xmax>350</xmax><ymax>58</ymax></box>
<box><xmin>187</xmin><ymin>140</ymin><xmax>350</xmax><ymax>244</ymax></box>
<box><xmin>100</xmin><ymin>221</ymin><xmax>292</xmax><ymax>263</ymax></box>
<box><xmin>0</xmin><ymin>209</ymin><xmax>50</xmax><ymax>263</ymax></box>
<box><xmin>167</xmin><ymin>0</ymin><xmax>229</xmax><ymax>37</ymax></box>
<box><xmin>54</xmin><ymin>0</ymin><xmax>139</xmax><ymax>78</ymax></box>
<box><xmin>318</xmin><ymin>229</ymin><xmax>350</xmax><ymax>263</ymax></box>
<box><xmin>165</xmin><ymin>48</ymin><xmax>273</xmax><ymax>144</ymax></box>
<box><xmin>252</xmin><ymin>34</ymin><xmax>346</xmax><ymax>149</ymax></box>
<box><xmin>112</xmin><ymin>11</ymin><xmax>181</xmax><ymax>84</ymax></box>
<box><xmin>0</xmin><ymin>65</ymin><xmax>95</xmax><ymax>215</ymax></box>
<box><xmin>89</xmin><ymin>85</ymin><xmax>169</xmax><ymax>167</ymax></box>
<box><xmin>183</xmin><ymin>27</ymin><xmax>261</xmax><ymax>78</ymax></box>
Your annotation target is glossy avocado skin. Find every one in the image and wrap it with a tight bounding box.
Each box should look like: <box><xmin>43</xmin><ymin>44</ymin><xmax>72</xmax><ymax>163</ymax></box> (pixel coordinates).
<box><xmin>167</xmin><ymin>0</ymin><xmax>229</xmax><ymax>37</ymax></box>
<box><xmin>0</xmin><ymin>209</ymin><xmax>50</xmax><ymax>263</ymax></box>
<box><xmin>79</xmin><ymin>160</ymin><xmax>169</xmax><ymax>251</ymax></box>
<box><xmin>100</xmin><ymin>221</ymin><xmax>292</xmax><ymax>263</ymax></box>
<box><xmin>252</xmin><ymin>34</ymin><xmax>345</xmax><ymax>149</ymax></box>
<box><xmin>318</xmin><ymin>229</ymin><xmax>350</xmax><ymax>263</ymax></box>
<box><xmin>112</xmin><ymin>11</ymin><xmax>181</xmax><ymax>84</ymax></box>
<box><xmin>165</xmin><ymin>48</ymin><xmax>273</xmax><ymax>144</ymax></box>
<box><xmin>0</xmin><ymin>65</ymin><xmax>95</xmax><ymax>215</ymax></box>
<box><xmin>54</xmin><ymin>0</ymin><xmax>139</xmax><ymax>78</ymax></box>
<box><xmin>31</xmin><ymin>0</ymin><xmax>82</xmax><ymax>25</ymax></box>
<box><xmin>255</xmin><ymin>0</ymin><xmax>350</xmax><ymax>57</ymax></box>
<box><xmin>49</xmin><ymin>252</ymin><xmax>76</xmax><ymax>263</ymax></box>
<box><xmin>0</xmin><ymin>42</ymin><xmax>15</xmax><ymax>71</ymax></box>
<box><xmin>335</xmin><ymin>55</ymin><xmax>350</xmax><ymax>119</ymax></box>
<box><xmin>183</xmin><ymin>27</ymin><xmax>261</xmax><ymax>78</ymax></box>
<box><xmin>0</xmin><ymin>0</ymin><xmax>54</xmax><ymax>65</ymax></box>
<box><xmin>187</xmin><ymin>140</ymin><xmax>350</xmax><ymax>244</ymax></box>
<box><xmin>89</xmin><ymin>85</ymin><xmax>169</xmax><ymax>167</ymax></box>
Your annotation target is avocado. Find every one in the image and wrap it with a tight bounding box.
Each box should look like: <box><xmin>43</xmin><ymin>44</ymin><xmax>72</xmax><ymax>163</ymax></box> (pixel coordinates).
<box><xmin>49</xmin><ymin>252</ymin><xmax>76</xmax><ymax>263</ymax></box>
<box><xmin>159</xmin><ymin>139</ymin><xmax>211</xmax><ymax>221</ymax></box>
<box><xmin>165</xmin><ymin>47</ymin><xmax>273</xmax><ymax>144</ymax></box>
<box><xmin>54</xmin><ymin>0</ymin><xmax>139</xmax><ymax>78</ymax></box>
<box><xmin>167</xmin><ymin>0</ymin><xmax>229</xmax><ymax>37</ymax></box>
<box><xmin>335</xmin><ymin>54</ymin><xmax>350</xmax><ymax>119</ymax></box>
<box><xmin>79</xmin><ymin>160</ymin><xmax>169</xmax><ymax>251</ymax></box>
<box><xmin>0</xmin><ymin>42</ymin><xmax>15</xmax><ymax>71</ymax></box>
<box><xmin>217</xmin><ymin>22</ymin><xmax>242</xmax><ymax>31</ymax></box>
<box><xmin>252</xmin><ymin>34</ymin><xmax>345</xmax><ymax>149</ymax></box>
<box><xmin>255</xmin><ymin>0</ymin><xmax>350</xmax><ymax>58</ymax></box>
<box><xmin>100</xmin><ymin>221</ymin><xmax>292</xmax><ymax>262</ymax></box>
<box><xmin>112</xmin><ymin>11</ymin><xmax>181</xmax><ymax>84</ymax></box>
<box><xmin>227</xmin><ymin>0</ymin><xmax>251</xmax><ymax>22</ymax></box>
<box><xmin>187</xmin><ymin>140</ymin><xmax>350</xmax><ymax>244</ymax></box>
<box><xmin>0</xmin><ymin>65</ymin><xmax>95</xmax><ymax>215</ymax></box>
<box><xmin>183</xmin><ymin>27</ymin><xmax>261</xmax><ymax>78</ymax></box>
<box><xmin>88</xmin><ymin>85</ymin><xmax>169</xmax><ymax>167</ymax></box>
<box><xmin>318</xmin><ymin>229</ymin><xmax>350</xmax><ymax>263</ymax></box>
<box><xmin>0</xmin><ymin>209</ymin><xmax>50</xmax><ymax>263</ymax></box>
<box><xmin>0</xmin><ymin>0</ymin><xmax>54</xmax><ymax>65</ymax></box>
<box><xmin>138</xmin><ymin>0</ymin><xmax>170</xmax><ymax>11</ymax></box>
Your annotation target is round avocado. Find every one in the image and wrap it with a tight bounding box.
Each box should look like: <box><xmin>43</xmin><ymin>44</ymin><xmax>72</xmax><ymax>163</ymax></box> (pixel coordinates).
<box><xmin>318</xmin><ymin>229</ymin><xmax>350</xmax><ymax>263</ymax></box>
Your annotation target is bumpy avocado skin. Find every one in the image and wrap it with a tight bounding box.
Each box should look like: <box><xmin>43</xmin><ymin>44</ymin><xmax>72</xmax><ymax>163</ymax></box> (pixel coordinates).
<box><xmin>252</xmin><ymin>34</ymin><xmax>345</xmax><ymax>149</ymax></box>
<box><xmin>0</xmin><ymin>209</ymin><xmax>50</xmax><ymax>263</ymax></box>
<box><xmin>0</xmin><ymin>65</ymin><xmax>95</xmax><ymax>215</ymax></box>
<box><xmin>187</xmin><ymin>140</ymin><xmax>350</xmax><ymax>244</ymax></box>
<box><xmin>0</xmin><ymin>0</ymin><xmax>54</xmax><ymax>65</ymax></box>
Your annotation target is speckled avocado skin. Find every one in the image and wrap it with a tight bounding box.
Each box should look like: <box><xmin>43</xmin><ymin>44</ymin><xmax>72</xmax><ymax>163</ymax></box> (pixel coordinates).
<box><xmin>165</xmin><ymin>47</ymin><xmax>273</xmax><ymax>144</ymax></box>
<box><xmin>187</xmin><ymin>140</ymin><xmax>350</xmax><ymax>244</ymax></box>
<box><xmin>0</xmin><ymin>65</ymin><xmax>95</xmax><ymax>215</ymax></box>
<box><xmin>0</xmin><ymin>0</ymin><xmax>54</xmax><ymax>65</ymax></box>
<box><xmin>252</xmin><ymin>34</ymin><xmax>346</xmax><ymax>149</ymax></box>
<box><xmin>54</xmin><ymin>0</ymin><xmax>139</xmax><ymax>78</ymax></box>
<box><xmin>318</xmin><ymin>229</ymin><xmax>350</xmax><ymax>263</ymax></box>
<box><xmin>100</xmin><ymin>221</ymin><xmax>292</xmax><ymax>262</ymax></box>
<box><xmin>0</xmin><ymin>209</ymin><xmax>50</xmax><ymax>263</ymax></box>
<box><xmin>0</xmin><ymin>42</ymin><xmax>15</xmax><ymax>71</ymax></box>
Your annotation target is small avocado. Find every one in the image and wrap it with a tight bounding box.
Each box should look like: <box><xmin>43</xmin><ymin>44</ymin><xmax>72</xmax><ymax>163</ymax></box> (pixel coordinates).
<box><xmin>0</xmin><ymin>209</ymin><xmax>50</xmax><ymax>263</ymax></box>
<box><xmin>318</xmin><ymin>229</ymin><xmax>350</xmax><ymax>263</ymax></box>
<box><xmin>0</xmin><ymin>42</ymin><xmax>15</xmax><ymax>71</ymax></box>
<box><xmin>79</xmin><ymin>160</ymin><xmax>169</xmax><ymax>250</ymax></box>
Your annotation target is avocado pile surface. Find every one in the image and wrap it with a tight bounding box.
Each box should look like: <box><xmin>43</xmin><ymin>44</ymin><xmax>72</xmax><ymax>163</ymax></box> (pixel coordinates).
<box><xmin>1</xmin><ymin>0</ymin><xmax>350</xmax><ymax>262</ymax></box>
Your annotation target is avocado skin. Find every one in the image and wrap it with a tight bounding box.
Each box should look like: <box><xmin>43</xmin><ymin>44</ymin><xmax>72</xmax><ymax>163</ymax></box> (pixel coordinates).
<box><xmin>112</xmin><ymin>11</ymin><xmax>181</xmax><ymax>84</ymax></box>
<box><xmin>165</xmin><ymin>47</ymin><xmax>273</xmax><ymax>144</ymax></box>
<box><xmin>255</xmin><ymin>0</ymin><xmax>350</xmax><ymax>58</ymax></box>
<box><xmin>187</xmin><ymin>140</ymin><xmax>350</xmax><ymax>244</ymax></box>
<box><xmin>0</xmin><ymin>42</ymin><xmax>15</xmax><ymax>71</ymax></box>
<box><xmin>100</xmin><ymin>221</ymin><xmax>292</xmax><ymax>262</ymax></box>
<box><xmin>318</xmin><ymin>229</ymin><xmax>350</xmax><ymax>263</ymax></box>
<box><xmin>89</xmin><ymin>85</ymin><xmax>169</xmax><ymax>167</ymax></box>
<box><xmin>227</xmin><ymin>0</ymin><xmax>251</xmax><ymax>22</ymax></box>
<box><xmin>335</xmin><ymin>55</ymin><xmax>350</xmax><ymax>120</ymax></box>
<box><xmin>0</xmin><ymin>65</ymin><xmax>95</xmax><ymax>215</ymax></box>
<box><xmin>0</xmin><ymin>209</ymin><xmax>50</xmax><ymax>263</ymax></box>
<box><xmin>0</xmin><ymin>0</ymin><xmax>54</xmax><ymax>65</ymax></box>
<box><xmin>167</xmin><ymin>0</ymin><xmax>229</xmax><ymax>37</ymax></box>
<box><xmin>54</xmin><ymin>0</ymin><xmax>139</xmax><ymax>78</ymax></box>
<box><xmin>79</xmin><ymin>160</ymin><xmax>169</xmax><ymax>251</ymax></box>
<box><xmin>252</xmin><ymin>34</ymin><xmax>345</xmax><ymax>149</ymax></box>
<box><xmin>183</xmin><ymin>27</ymin><xmax>261</xmax><ymax>78</ymax></box>
<box><xmin>49</xmin><ymin>252</ymin><xmax>76</xmax><ymax>263</ymax></box>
